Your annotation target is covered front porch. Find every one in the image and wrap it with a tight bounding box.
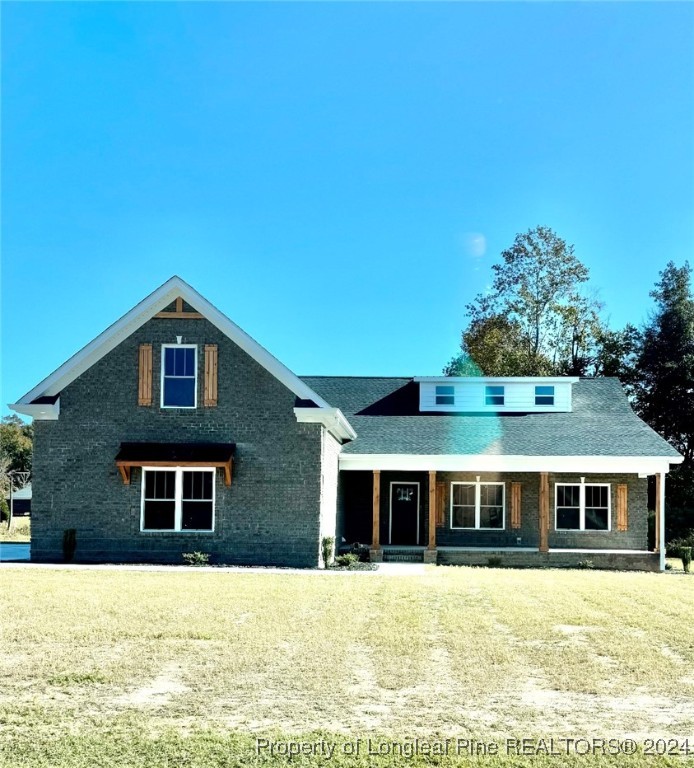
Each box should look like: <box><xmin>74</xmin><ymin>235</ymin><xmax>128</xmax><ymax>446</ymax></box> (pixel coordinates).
<box><xmin>338</xmin><ymin>464</ymin><xmax>668</xmax><ymax>571</ymax></box>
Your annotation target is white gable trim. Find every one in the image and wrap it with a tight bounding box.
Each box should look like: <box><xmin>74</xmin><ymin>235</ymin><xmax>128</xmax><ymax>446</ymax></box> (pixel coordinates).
<box><xmin>293</xmin><ymin>407</ymin><xmax>357</xmax><ymax>442</ymax></box>
<box><xmin>11</xmin><ymin>276</ymin><xmax>332</xmax><ymax>410</ymax></box>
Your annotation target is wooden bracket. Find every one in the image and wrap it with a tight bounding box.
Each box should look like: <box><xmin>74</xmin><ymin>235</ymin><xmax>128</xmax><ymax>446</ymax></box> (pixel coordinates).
<box><xmin>118</xmin><ymin>465</ymin><xmax>131</xmax><ymax>485</ymax></box>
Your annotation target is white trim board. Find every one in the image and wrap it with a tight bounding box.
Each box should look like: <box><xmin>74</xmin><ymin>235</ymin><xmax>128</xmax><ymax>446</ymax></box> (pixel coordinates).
<box><xmin>10</xmin><ymin>276</ymin><xmax>335</xmax><ymax>415</ymax></box>
<box><xmin>339</xmin><ymin>454</ymin><xmax>682</xmax><ymax>474</ymax></box>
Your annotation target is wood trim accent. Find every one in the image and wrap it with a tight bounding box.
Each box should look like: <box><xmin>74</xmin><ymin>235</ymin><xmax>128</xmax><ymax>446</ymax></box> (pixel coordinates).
<box><xmin>511</xmin><ymin>481</ymin><xmax>522</xmax><ymax>529</ymax></box>
<box><xmin>654</xmin><ymin>473</ymin><xmax>661</xmax><ymax>552</ymax></box>
<box><xmin>372</xmin><ymin>470</ymin><xmax>381</xmax><ymax>548</ymax></box>
<box><xmin>616</xmin><ymin>484</ymin><xmax>628</xmax><ymax>532</ymax></box>
<box><xmin>138</xmin><ymin>344</ymin><xmax>153</xmax><ymax>406</ymax></box>
<box><xmin>539</xmin><ymin>472</ymin><xmax>549</xmax><ymax>553</ymax></box>
<box><xmin>204</xmin><ymin>344</ymin><xmax>218</xmax><ymax>407</ymax></box>
<box><xmin>176</xmin><ymin>297</ymin><xmax>183</xmax><ymax>313</ymax></box>
<box><xmin>428</xmin><ymin>470</ymin><xmax>437</xmax><ymax>550</ymax></box>
<box><xmin>116</xmin><ymin>459</ymin><xmax>233</xmax><ymax>487</ymax></box>
<box><xmin>436</xmin><ymin>481</ymin><xmax>447</xmax><ymax>527</ymax></box>
<box><xmin>153</xmin><ymin>311</ymin><xmax>204</xmax><ymax>319</ymax></box>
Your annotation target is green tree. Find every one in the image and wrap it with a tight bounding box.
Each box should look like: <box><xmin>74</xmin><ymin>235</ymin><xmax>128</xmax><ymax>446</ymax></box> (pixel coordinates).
<box><xmin>634</xmin><ymin>262</ymin><xmax>694</xmax><ymax>464</ymax></box>
<box><xmin>0</xmin><ymin>415</ymin><xmax>33</xmax><ymax>477</ymax></box>
<box><xmin>452</xmin><ymin>226</ymin><xmax>603</xmax><ymax>375</ymax></box>
<box><xmin>592</xmin><ymin>323</ymin><xmax>641</xmax><ymax>392</ymax></box>
<box><xmin>444</xmin><ymin>315</ymin><xmax>552</xmax><ymax>376</ymax></box>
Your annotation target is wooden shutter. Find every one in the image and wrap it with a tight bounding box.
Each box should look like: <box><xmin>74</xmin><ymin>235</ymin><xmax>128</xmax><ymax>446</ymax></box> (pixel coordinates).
<box><xmin>616</xmin><ymin>484</ymin><xmax>628</xmax><ymax>531</ymax></box>
<box><xmin>510</xmin><ymin>482</ymin><xmax>522</xmax><ymax>529</ymax></box>
<box><xmin>436</xmin><ymin>481</ymin><xmax>448</xmax><ymax>527</ymax></box>
<box><xmin>204</xmin><ymin>344</ymin><xmax>218</xmax><ymax>407</ymax></box>
<box><xmin>138</xmin><ymin>344</ymin><xmax>152</xmax><ymax>406</ymax></box>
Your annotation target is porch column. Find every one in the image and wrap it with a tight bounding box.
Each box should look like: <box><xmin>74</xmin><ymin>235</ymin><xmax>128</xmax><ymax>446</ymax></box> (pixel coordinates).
<box><xmin>370</xmin><ymin>470</ymin><xmax>383</xmax><ymax>562</ymax></box>
<box><xmin>424</xmin><ymin>470</ymin><xmax>438</xmax><ymax>564</ymax></box>
<box><xmin>655</xmin><ymin>472</ymin><xmax>665</xmax><ymax>571</ymax></box>
<box><xmin>539</xmin><ymin>472</ymin><xmax>549</xmax><ymax>553</ymax></box>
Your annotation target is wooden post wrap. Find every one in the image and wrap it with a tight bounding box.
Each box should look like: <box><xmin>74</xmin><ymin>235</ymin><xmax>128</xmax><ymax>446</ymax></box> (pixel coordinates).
<box><xmin>372</xmin><ymin>470</ymin><xmax>381</xmax><ymax>550</ymax></box>
<box><xmin>539</xmin><ymin>472</ymin><xmax>549</xmax><ymax>553</ymax></box>
<box><xmin>428</xmin><ymin>470</ymin><xmax>437</xmax><ymax>550</ymax></box>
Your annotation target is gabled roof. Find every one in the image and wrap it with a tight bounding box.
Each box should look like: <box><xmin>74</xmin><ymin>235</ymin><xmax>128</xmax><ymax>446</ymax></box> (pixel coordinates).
<box><xmin>301</xmin><ymin>376</ymin><xmax>682</xmax><ymax>461</ymax></box>
<box><xmin>13</xmin><ymin>276</ymin><xmax>332</xmax><ymax>409</ymax></box>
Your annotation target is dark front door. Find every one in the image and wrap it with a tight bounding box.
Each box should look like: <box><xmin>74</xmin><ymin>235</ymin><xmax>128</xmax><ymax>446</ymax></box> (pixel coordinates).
<box><xmin>389</xmin><ymin>482</ymin><xmax>420</xmax><ymax>545</ymax></box>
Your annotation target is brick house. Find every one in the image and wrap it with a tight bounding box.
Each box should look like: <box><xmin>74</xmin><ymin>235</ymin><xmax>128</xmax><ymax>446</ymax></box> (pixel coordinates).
<box><xmin>10</xmin><ymin>276</ymin><xmax>682</xmax><ymax>570</ymax></box>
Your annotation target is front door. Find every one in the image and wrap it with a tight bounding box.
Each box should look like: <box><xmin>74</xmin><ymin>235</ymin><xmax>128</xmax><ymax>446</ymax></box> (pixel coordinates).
<box><xmin>389</xmin><ymin>482</ymin><xmax>420</xmax><ymax>545</ymax></box>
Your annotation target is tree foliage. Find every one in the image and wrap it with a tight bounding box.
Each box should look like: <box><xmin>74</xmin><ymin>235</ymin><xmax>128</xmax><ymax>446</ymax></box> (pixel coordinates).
<box><xmin>0</xmin><ymin>415</ymin><xmax>33</xmax><ymax>482</ymax></box>
<box><xmin>633</xmin><ymin>261</ymin><xmax>694</xmax><ymax>465</ymax></box>
<box><xmin>449</xmin><ymin>226</ymin><xmax>603</xmax><ymax>375</ymax></box>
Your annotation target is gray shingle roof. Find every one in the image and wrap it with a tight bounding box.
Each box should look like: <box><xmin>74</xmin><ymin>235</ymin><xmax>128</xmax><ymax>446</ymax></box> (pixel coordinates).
<box><xmin>300</xmin><ymin>377</ymin><xmax>681</xmax><ymax>458</ymax></box>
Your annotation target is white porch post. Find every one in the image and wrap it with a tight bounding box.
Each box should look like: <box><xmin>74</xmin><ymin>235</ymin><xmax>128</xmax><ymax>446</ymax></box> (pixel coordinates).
<box><xmin>659</xmin><ymin>471</ymin><xmax>666</xmax><ymax>572</ymax></box>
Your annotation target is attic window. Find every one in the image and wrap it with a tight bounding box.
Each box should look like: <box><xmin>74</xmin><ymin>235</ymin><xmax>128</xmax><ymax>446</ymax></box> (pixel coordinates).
<box><xmin>535</xmin><ymin>385</ymin><xmax>555</xmax><ymax>406</ymax></box>
<box><xmin>162</xmin><ymin>345</ymin><xmax>197</xmax><ymax>408</ymax></box>
<box><xmin>435</xmin><ymin>385</ymin><xmax>455</xmax><ymax>405</ymax></box>
<box><xmin>485</xmin><ymin>385</ymin><xmax>504</xmax><ymax>406</ymax></box>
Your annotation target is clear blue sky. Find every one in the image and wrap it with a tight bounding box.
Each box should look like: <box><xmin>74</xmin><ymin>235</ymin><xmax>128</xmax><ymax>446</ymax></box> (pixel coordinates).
<box><xmin>2</xmin><ymin>2</ymin><xmax>693</xmax><ymax>414</ymax></box>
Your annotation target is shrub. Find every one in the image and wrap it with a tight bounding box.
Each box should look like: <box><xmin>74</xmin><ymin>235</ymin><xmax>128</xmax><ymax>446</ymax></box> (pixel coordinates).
<box><xmin>576</xmin><ymin>559</ymin><xmax>595</xmax><ymax>570</ymax></box>
<box><xmin>62</xmin><ymin>529</ymin><xmax>76</xmax><ymax>563</ymax></box>
<box><xmin>334</xmin><ymin>553</ymin><xmax>359</xmax><ymax>568</ymax></box>
<box><xmin>487</xmin><ymin>556</ymin><xmax>503</xmax><ymax>568</ymax></box>
<box><xmin>182</xmin><ymin>551</ymin><xmax>210</xmax><ymax>567</ymax></box>
<box><xmin>0</xmin><ymin>498</ymin><xmax>9</xmax><ymax>524</ymax></box>
<box><xmin>681</xmin><ymin>547</ymin><xmax>692</xmax><ymax>574</ymax></box>
<box><xmin>321</xmin><ymin>536</ymin><xmax>335</xmax><ymax>568</ymax></box>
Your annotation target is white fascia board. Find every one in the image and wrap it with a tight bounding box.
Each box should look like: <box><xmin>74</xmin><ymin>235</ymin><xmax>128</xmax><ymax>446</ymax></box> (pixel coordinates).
<box><xmin>294</xmin><ymin>408</ymin><xmax>357</xmax><ymax>443</ymax></box>
<box><xmin>13</xmin><ymin>276</ymin><xmax>331</xmax><ymax>409</ymax></box>
<box><xmin>414</xmin><ymin>376</ymin><xmax>580</xmax><ymax>384</ymax></box>
<box><xmin>338</xmin><ymin>453</ymin><xmax>680</xmax><ymax>474</ymax></box>
<box><xmin>9</xmin><ymin>399</ymin><xmax>60</xmax><ymax>421</ymax></box>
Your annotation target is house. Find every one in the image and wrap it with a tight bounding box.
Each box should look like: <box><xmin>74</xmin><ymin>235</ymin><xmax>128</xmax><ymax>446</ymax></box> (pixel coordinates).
<box><xmin>5</xmin><ymin>483</ymin><xmax>31</xmax><ymax>516</ymax></box>
<box><xmin>10</xmin><ymin>277</ymin><xmax>682</xmax><ymax>571</ymax></box>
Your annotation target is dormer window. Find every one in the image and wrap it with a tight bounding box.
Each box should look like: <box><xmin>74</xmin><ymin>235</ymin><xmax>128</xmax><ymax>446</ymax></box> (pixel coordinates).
<box><xmin>435</xmin><ymin>385</ymin><xmax>455</xmax><ymax>405</ymax></box>
<box><xmin>535</xmin><ymin>385</ymin><xmax>555</xmax><ymax>406</ymax></box>
<box><xmin>161</xmin><ymin>344</ymin><xmax>197</xmax><ymax>408</ymax></box>
<box><xmin>485</xmin><ymin>385</ymin><xmax>504</xmax><ymax>406</ymax></box>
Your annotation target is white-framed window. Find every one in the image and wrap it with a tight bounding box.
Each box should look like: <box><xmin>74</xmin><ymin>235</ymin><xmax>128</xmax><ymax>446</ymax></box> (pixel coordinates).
<box><xmin>485</xmin><ymin>385</ymin><xmax>504</xmax><ymax>406</ymax></box>
<box><xmin>450</xmin><ymin>480</ymin><xmax>505</xmax><ymax>529</ymax></box>
<box><xmin>141</xmin><ymin>467</ymin><xmax>215</xmax><ymax>532</ymax></box>
<box><xmin>555</xmin><ymin>482</ymin><xmax>610</xmax><ymax>531</ymax></box>
<box><xmin>161</xmin><ymin>344</ymin><xmax>197</xmax><ymax>408</ymax></box>
<box><xmin>435</xmin><ymin>385</ymin><xmax>455</xmax><ymax>405</ymax></box>
<box><xmin>535</xmin><ymin>385</ymin><xmax>555</xmax><ymax>406</ymax></box>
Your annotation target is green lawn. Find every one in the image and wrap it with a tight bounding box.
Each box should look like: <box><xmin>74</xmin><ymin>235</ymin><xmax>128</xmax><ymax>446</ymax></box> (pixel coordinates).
<box><xmin>0</xmin><ymin>566</ymin><xmax>693</xmax><ymax>767</ymax></box>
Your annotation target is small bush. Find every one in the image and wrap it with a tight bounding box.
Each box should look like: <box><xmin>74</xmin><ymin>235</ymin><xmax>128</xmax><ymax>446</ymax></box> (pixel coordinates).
<box><xmin>665</xmin><ymin>562</ymin><xmax>673</xmax><ymax>571</ymax></box>
<box><xmin>321</xmin><ymin>536</ymin><xmax>335</xmax><ymax>568</ymax></box>
<box><xmin>62</xmin><ymin>529</ymin><xmax>76</xmax><ymax>563</ymax></box>
<box><xmin>334</xmin><ymin>553</ymin><xmax>359</xmax><ymax>568</ymax></box>
<box><xmin>576</xmin><ymin>559</ymin><xmax>595</xmax><ymax>570</ymax></box>
<box><xmin>182</xmin><ymin>551</ymin><xmax>210</xmax><ymax>567</ymax></box>
<box><xmin>487</xmin><ymin>556</ymin><xmax>503</xmax><ymax>568</ymax></box>
<box><xmin>0</xmin><ymin>498</ymin><xmax>9</xmax><ymax>523</ymax></box>
<box><xmin>681</xmin><ymin>547</ymin><xmax>692</xmax><ymax>574</ymax></box>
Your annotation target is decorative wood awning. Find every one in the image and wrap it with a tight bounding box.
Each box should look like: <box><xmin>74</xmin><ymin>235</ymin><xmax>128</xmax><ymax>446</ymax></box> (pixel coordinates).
<box><xmin>115</xmin><ymin>442</ymin><xmax>235</xmax><ymax>486</ymax></box>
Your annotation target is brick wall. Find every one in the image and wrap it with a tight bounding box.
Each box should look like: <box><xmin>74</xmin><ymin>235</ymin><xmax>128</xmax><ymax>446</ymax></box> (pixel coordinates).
<box><xmin>338</xmin><ymin>470</ymin><xmax>649</xmax><ymax>552</ymax></box>
<box><xmin>31</xmin><ymin>316</ymin><xmax>326</xmax><ymax>567</ymax></box>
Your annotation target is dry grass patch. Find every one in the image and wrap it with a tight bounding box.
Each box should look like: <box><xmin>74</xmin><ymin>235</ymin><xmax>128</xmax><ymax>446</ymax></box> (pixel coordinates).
<box><xmin>0</xmin><ymin>519</ymin><xmax>31</xmax><ymax>542</ymax></box>
<box><xmin>0</xmin><ymin>566</ymin><xmax>693</xmax><ymax>765</ymax></box>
